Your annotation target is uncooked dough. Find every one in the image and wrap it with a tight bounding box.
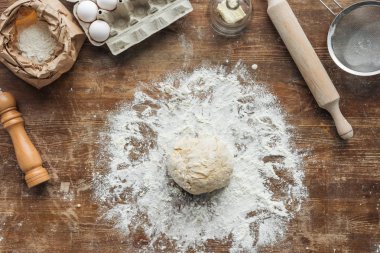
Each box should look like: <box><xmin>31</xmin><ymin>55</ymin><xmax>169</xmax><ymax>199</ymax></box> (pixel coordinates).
<box><xmin>167</xmin><ymin>135</ymin><xmax>233</xmax><ymax>195</ymax></box>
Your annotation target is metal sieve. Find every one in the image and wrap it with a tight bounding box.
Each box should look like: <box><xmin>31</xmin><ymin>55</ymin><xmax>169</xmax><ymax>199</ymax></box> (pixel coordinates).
<box><xmin>320</xmin><ymin>0</ymin><xmax>380</xmax><ymax>76</ymax></box>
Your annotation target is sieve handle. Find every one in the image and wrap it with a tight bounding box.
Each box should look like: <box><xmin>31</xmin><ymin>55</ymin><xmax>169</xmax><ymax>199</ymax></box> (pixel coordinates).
<box><xmin>319</xmin><ymin>0</ymin><xmax>343</xmax><ymax>16</ymax></box>
<box><xmin>267</xmin><ymin>0</ymin><xmax>353</xmax><ymax>139</ymax></box>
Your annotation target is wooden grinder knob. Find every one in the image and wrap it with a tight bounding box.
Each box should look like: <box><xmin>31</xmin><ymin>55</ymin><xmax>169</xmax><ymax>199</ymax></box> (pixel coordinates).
<box><xmin>0</xmin><ymin>92</ymin><xmax>50</xmax><ymax>188</ymax></box>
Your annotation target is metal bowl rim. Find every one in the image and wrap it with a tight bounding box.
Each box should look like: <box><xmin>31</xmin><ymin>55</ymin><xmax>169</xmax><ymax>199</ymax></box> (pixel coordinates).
<box><xmin>327</xmin><ymin>1</ymin><xmax>380</xmax><ymax>76</ymax></box>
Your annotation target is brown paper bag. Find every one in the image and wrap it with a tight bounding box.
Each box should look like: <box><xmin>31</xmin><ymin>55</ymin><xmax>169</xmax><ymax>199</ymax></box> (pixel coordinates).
<box><xmin>0</xmin><ymin>0</ymin><xmax>85</xmax><ymax>89</ymax></box>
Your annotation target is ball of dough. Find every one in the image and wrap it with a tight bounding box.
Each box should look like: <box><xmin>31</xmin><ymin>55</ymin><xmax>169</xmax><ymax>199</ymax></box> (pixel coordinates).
<box><xmin>168</xmin><ymin>136</ymin><xmax>233</xmax><ymax>195</ymax></box>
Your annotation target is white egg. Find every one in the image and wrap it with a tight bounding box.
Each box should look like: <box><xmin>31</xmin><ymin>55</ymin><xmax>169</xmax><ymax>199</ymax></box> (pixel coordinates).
<box><xmin>89</xmin><ymin>20</ymin><xmax>111</xmax><ymax>42</ymax></box>
<box><xmin>97</xmin><ymin>0</ymin><xmax>118</xmax><ymax>11</ymax></box>
<box><xmin>77</xmin><ymin>1</ymin><xmax>99</xmax><ymax>23</ymax></box>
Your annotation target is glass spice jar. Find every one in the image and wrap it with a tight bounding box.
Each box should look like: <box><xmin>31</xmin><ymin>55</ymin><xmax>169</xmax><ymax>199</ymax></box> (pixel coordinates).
<box><xmin>210</xmin><ymin>0</ymin><xmax>252</xmax><ymax>37</ymax></box>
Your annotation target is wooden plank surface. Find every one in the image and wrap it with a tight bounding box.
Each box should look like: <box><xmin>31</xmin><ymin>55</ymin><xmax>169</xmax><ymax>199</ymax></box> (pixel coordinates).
<box><xmin>0</xmin><ymin>0</ymin><xmax>379</xmax><ymax>252</ymax></box>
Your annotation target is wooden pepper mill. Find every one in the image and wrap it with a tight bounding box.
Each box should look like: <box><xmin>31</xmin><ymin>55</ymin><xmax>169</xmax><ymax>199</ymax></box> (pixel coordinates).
<box><xmin>0</xmin><ymin>92</ymin><xmax>50</xmax><ymax>188</ymax></box>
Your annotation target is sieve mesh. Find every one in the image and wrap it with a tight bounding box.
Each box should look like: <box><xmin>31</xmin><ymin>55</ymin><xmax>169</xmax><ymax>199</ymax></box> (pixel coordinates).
<box><xmin>328</xmin><ymin>3</ymin><xmax>380</xmax><ymax>75</ymax></box>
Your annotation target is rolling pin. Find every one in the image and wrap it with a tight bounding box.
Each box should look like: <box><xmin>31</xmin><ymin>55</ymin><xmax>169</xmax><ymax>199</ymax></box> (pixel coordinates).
<box><xmin>267</xmin><ymin>0</ymin><xmax>353</xmax><ymax>139</ymax></box>
<box><xmin>0</xmin><ymin>92</ymin><xmax>50</xmax><ymax>188</ymax></box>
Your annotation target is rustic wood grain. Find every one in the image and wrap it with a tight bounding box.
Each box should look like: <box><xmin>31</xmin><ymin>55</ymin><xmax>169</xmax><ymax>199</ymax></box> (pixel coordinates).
<box><xmin>0</xmin><ymin>0</ymin><xmax>379</xmax><ymax>252</ymax></box>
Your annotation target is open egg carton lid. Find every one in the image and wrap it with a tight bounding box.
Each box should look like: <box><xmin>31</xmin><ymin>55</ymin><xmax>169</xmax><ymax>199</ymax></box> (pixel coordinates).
<box><xmin>69</xmin><ymin>0</ymin><xmax>193</xmax><ymax>55</ymax></box>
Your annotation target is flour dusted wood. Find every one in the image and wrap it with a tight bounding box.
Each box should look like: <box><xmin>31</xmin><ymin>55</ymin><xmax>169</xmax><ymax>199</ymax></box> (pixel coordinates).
<box><xmin>94</xmin><ymin>63</ymin><xmax>307</xmax><ymax>252</ymax></box>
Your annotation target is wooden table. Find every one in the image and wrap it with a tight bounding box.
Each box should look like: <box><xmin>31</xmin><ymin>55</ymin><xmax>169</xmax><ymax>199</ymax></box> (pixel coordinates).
<box><xmin>0</xmin><ymin>0</ymin><xmax>379</xmax><ymax>252</ymax></box>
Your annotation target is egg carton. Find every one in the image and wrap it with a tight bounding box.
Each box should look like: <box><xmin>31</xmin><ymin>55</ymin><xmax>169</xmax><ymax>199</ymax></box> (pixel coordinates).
<box><xmin>69</xmin><ymin>0</ymin><xmax>193</xmax><ymax>55</ymax></box>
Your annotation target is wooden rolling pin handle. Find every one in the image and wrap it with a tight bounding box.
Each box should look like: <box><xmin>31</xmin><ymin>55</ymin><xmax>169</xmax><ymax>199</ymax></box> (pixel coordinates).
<box><xmin>0</xmin><ymin>92</ymin><xmax>49</xmax><ymax>188</ymax></box>
<box><xmin>267</xmin><ymin>0</ymin><xmax>353</xmax><ymax>139</ymax></box>
<box><xmin>323</xmin><ymin>101</ymin><xmax>354</xmax><ymax>140</ymax></box>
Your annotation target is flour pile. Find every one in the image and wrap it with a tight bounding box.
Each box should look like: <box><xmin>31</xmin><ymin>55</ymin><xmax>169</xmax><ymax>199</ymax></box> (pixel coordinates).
<box><xmin>94</xmin><ymin>63</ymin><xmax>307</xmax><ymax>252</ymax></box>
<box><xmin>17</xmin><ymin>21</ymin><xmax>58</xmax><ymax>63</ymax></box>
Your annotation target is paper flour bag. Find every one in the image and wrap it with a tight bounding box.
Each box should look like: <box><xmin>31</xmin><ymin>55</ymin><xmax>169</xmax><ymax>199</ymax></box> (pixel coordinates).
<box><xmin>0</xmin><ymin>0</ymin><xmax>85</xmax><ymax>89</ymax></box>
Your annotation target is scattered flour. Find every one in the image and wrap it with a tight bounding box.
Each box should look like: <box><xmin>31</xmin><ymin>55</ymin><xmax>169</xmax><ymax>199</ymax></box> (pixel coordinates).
<box><xmin>60</xmin><ymin>182</ymin><xmax>71</xmax><ymax>193</ymax></box>
<box><xmin>178</xmin><ymin>33</ymin><xmax>193</xmax><ymax>67</ymax></box>
<box><xmin>17</xmin><ymin>21</ymin><xmax>58</xmax><ymax>63</ymax></box>
<box><xmin>375</xmin><ymin>243</ymin><xmax>380</xmax><ymax>253</ymax></box>
<box><xmin>94</xmin><ymin>62</ymin><xmax>307</xmax><ymax>252</ymax></box>
<box><xmin>0</xmin><ymin>225</ymin><xmax>3</xmax><ymax>243</ymax></box>
<box><xmin>59</xmin><ymin>182</ymin><xmax>74</xmax><ymax>201</ymax></box>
